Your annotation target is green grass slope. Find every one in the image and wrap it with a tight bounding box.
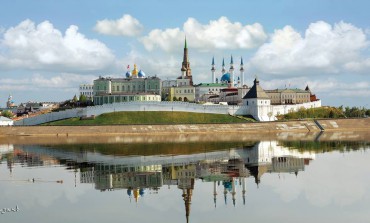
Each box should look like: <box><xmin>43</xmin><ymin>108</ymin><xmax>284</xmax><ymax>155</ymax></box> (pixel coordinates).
<box><xmin>43</xmin><ymin>111</ymin><xmax>254</xmax><ymax>125</ymax></box>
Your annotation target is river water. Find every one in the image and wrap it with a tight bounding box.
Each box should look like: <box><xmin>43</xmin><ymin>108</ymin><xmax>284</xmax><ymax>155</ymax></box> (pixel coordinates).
<box><xmin>1</xmin><ymin>135</ymin><xmax>370</xmax><ymax>223</ymax></box>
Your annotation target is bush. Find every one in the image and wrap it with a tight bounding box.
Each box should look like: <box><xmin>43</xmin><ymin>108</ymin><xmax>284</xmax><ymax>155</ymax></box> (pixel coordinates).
<box><xmin>1</xmin><ymin>110</ymin><xmax>14</xmax><ymax>118</ymax></box>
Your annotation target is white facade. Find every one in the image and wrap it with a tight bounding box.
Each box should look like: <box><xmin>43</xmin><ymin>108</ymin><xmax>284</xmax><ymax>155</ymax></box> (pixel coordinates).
<box><xmin>79</xmin><ymin>84</ymin><xmax>94</xmax><ymax>99</ymax></box>
<box><xmin>195</xmin><ymin>83</ymin><xmax>228</xmax><ymax>102</ymax></box>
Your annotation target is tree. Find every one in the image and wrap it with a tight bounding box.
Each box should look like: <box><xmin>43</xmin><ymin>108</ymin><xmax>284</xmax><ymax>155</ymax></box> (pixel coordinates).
<box><xmin>79</xmin><ymin>94</ymin><xmax>87</xmax><ymax>103</ymax></box>
<box><xmin>72</xmin><ymin>95</ymin><xmax>78</xmax><ymax>103</ymax></box>
<box><xmin>1</xmin><ymin>110</ymin><xmax>13</xmax><ymax>118</ymax></box>
<box><xmin>329</xmin><ymin>110</ymin><xmax>335</xmax><ymax>118</ymax></box>
<box><xmin>173</xmin><ymin>97</ymin><xmax>178</xmax><ymax>101</ymax></box>
<box><xmin>366</xmin><ymin>109</ymin><xmax>370</xmax><ymax>117</ymax></box>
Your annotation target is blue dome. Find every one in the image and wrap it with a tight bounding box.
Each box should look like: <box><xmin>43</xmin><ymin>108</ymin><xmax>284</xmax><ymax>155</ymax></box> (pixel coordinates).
<box><xmin>125</xmin><ymin>71</ymin><xmax>131</xmax><ymax>78</ymax></box>
<box><xmin>138</xmin><ymin>70</ymin><xmax>145</xmax><ymax>78</ymax></box>
<box><xmin>139</xmin><ymin>188</ymin><xmax>145</xmax><ymax>196</ymax></box>
<box><xmin>220</xmin><ymin>73</ymin><xmax>231</xmax><ymax>82</ymax></box>
<box><xmin>223</xmin><ymin>181</ymin><xmax>232</xmax><ymax>191</ymax></box>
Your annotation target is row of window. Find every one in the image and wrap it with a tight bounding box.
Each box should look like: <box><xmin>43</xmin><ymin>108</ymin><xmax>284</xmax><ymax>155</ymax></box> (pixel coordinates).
<box><xmin>112</xmin><ymin>84</ymin><xmax>158</xmax><ymax>92</ymax></box>
<box><xmin>94</xmin><ymin>95</ymin><xmax>160</xmax><ymax>105</ymax></box>
<box><xmin>270</xmin><ymin>94</ymin><xmax>309</xmax><ymax>99</ymax></box>
<box><xmin>80</xmin><ymin>86</ymin><xmax>93</xmax><ymax>90</ymax></box>
<box><xmin>176</xmin><ymin>89</ymin><xmax>194</xmax><ymax>94</ymax></box>
<box><xmin>80</xmin><ymin>92</ymin><xmax>93</xmax><ymax>96</ymax></box>
<box><xmin>245</xmin><ymin>100</ymin><xmax>269</xmax><ymax>106</ymax></box>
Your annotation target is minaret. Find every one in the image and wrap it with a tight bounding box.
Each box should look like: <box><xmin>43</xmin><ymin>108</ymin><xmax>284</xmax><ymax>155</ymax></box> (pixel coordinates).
<box><xmin>231</xmin><ymin>178</ymin><xmax>236</xmax><ymax>207</ymax></box>
<box><xmin>213</xmin><ymin>181</ymin><xmax>217</xmax><ymax>208</ymax></box>
<box><xmin>181</xmin><ymin>37</ymin><xmax>192</xmax><ymax>85</ymax></box>
<box><xmin>242</xmin><ymin>177</ymin><xmax>246</xmax><ymax>205</ymax></box>
<box><xmin>229</xmin><ymin>55</ymin><xmax>234</xmax><ymax>88</ymax></box>
<box><xmin>221</xmin><ymin>58</ymin><xmax>226</xmax><ymax>74</ymax></box>
<box><xmin>240</xmin><ymin>57</ymin><xmax>244</xmax><ymax>87</ymax></box>
<box><xmin>223</xmin><ymin>184</ymin><xmax>227</xmax><ymax>205</ymax></box>
<box><xmin>211</xmin><ymin>57</ymin><xmax>216</xmax><ymax>84</ymax></box>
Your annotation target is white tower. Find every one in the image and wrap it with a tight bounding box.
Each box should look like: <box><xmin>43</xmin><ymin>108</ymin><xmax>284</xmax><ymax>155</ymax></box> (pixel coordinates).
<box><xmin>181</xmin><ymin>64</ymin><xmax>187</xmax><ymax>79</ymax></box>
<box><xmin>211</xmin><ymin>57</ymin><xmax>216</xmax><ymax>84</ymax></box>
<box><xmin>221</xmin><ymin>58</ymin><xmax>226</xmax><ymax>75</ymax></box>
<box><xmin>229</xmin><ymin>55</ymin><xmax>234</xmax><ymax>88</ymax></box>
<box><xmin>240</xmin><ymin>57</ymin><xmax>244</xmax><ymax>87</ymax></box>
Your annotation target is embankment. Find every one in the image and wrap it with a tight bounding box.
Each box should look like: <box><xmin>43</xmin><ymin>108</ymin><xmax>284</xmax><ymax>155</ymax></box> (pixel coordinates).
<box><xmin>1</xmin><ymin>118</ymin><xmax>369</xmax><ymax>137</ymax></box>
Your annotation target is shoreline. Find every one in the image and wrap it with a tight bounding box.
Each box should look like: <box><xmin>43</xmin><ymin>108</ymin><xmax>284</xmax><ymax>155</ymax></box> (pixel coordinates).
<box><xmin>1</xmin><ymin>118</ymin><xmax>369</xmax><ymax>140</ymax></box>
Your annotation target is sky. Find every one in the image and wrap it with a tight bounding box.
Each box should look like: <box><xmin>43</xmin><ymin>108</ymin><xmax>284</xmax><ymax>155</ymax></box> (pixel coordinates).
<box><xmin>0</xmin><ymin>0</ymin><xmax>369</xmax><ymax>107</ymax></box>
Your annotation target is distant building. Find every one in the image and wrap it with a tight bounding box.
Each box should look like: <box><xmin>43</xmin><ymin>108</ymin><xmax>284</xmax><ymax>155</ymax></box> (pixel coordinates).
<box><xmin>93</xmin><ymin>64</ymin><xmax>161</xmax><ymax>105</ymax></box>
<box><xmin>194</xmin><ymin>83</ymin><xmax>228</xmax><ymax>102</ymax></box>
<box><xmin>6</xmin><ymin>94</ymin><xmax>16</xmax><ymax>108</ymax></box>
<box><xmin>79</xmin><ymin>84</ymin><xmax>94</xmax><ymax>100</ymax></box>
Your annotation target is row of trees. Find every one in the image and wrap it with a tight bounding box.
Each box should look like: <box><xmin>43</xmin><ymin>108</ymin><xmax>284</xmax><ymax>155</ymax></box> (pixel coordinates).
<box><xmin>279</xmin><ymin>106</ymin><xmax>370</xmax><ymax>120</ymax></box>
<box><xmin>340</xmin><ymin>106</ymin><xmax>370</xmax><ymax>118</ymax></box>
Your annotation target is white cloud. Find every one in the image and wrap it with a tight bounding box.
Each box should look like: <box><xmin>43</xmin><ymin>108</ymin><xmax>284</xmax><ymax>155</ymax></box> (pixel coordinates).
<box><xmin>0</xmin><ymin>73</ymin><xmax>97</xmax><ymax>92</ymax></box>
<box><xmin>0</xmin><ymin>19</ymin><xmax>116</xmax><ymax>72</ymax></box>
<box><xmin>140</xmin><ymin>16</ymin><xmax>267</xmax><ymax>52</ymax></box>
<box><xmin>250</xmin><ymin>21</ymin><xmax>368</xmax><ymax>75</ymax></box>
<box><xmin>94</xmin><ymin>14</ymin><xmax>143</xmax><ymax>37</ymax></box>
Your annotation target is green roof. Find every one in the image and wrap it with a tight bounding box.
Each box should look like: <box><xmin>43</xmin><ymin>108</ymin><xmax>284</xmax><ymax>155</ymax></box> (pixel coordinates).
<box><xmin>196</xmin><ymin>83</ymin><xmax>228</xmax><ymax>87</ymax></box>
<box><xmin>265</xmin><ymin>88</ymin><xmax>308</xmax><ymax>93</ymax></box>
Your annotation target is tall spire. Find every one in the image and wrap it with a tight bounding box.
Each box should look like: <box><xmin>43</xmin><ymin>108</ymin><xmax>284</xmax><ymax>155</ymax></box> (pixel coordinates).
<box><xmin>240</xmin><ymin>57</ymin><xmax>244</xmax><ymax>87</ymax></box>
<box><xmin>181</xmin><ymin>36</ymin><xmax>192</xmax><ymax>85</ymax></box>
<box><xmin>229</xmin><ymin>55</ymin><xmax>234</xmax><ymax>88</ymax></box>
<box><xmin>221</xmin><ymin>58</ymin><xmax>226</xmax><ymax>74</ymax></box>
<box><xmin>211</xmin><ymin>57</ymin><xmax>216</xmax><ymax>83</ymax></box>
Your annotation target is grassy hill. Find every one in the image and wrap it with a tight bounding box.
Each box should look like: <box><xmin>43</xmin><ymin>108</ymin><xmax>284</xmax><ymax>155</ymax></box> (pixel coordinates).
<box><xmin>43</xmin><ymin>111</ymin><xmax>254</xmax><ymax>125</ymax></box>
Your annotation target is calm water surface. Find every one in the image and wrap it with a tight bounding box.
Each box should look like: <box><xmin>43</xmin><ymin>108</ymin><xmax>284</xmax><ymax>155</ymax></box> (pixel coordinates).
<box><xmin>1</xmin><ymin>140</ymin><xmax>370</xmax><ymax>223</ymax></box>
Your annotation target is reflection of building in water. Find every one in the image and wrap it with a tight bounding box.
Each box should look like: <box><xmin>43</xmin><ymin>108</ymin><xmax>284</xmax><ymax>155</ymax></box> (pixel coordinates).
<box><xmin>9</xmin><ymin>140</ymin><xmax>315</xmax><ymax>218</ymax></box>
<box><xmin>80</xmin><ymin>163</ymin><xmax>163</xmax><ymax>203</ymax></box>
<box><xmin>177</xmin><ymin>165</ymin><xmax>195</xmax><ymax>223</ymax></box>
<box><xmin>2</xmin><ymin>146</ymin><xmax>59</xmax><ymax>174</ymax></box>
<box><xmin>239</xmin><ymin>141</ymin><xmax>315</xmax><ymax>185</ymax></box>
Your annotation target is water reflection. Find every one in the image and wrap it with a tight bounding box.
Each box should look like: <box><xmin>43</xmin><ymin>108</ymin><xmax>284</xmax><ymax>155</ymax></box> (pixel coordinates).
<box><xmin>1</xmin><ymin>140</ymin><xmax>370</xmax><ymax>223</ymax></box>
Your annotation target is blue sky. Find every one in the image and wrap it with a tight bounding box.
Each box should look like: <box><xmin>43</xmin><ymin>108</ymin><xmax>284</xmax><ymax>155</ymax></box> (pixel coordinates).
<box><xmin>1</xmin><ymin>0</ymin><xmax>369</xmax><ymax>107</ymax></box>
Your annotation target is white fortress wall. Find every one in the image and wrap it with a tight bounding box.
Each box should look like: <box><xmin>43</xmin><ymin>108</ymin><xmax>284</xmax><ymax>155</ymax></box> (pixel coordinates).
<box><xmin>86</xmin><ymin>101</ymin><xmax>230</xmax><ymax>117</ymax></box>
<box><xmin>14</xmin><ymin>108</ymin><xmax>85</xmax><ymax>126</ymax></box>
<box><xmin>271</xmin><ymin>100</ymin><xmax>322</xmax><ymax>118</ymax></box>
<box><xmin>14</xmin><ymin>100</ymin><xmax>322</xmax><ymax>125</ymax></box>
